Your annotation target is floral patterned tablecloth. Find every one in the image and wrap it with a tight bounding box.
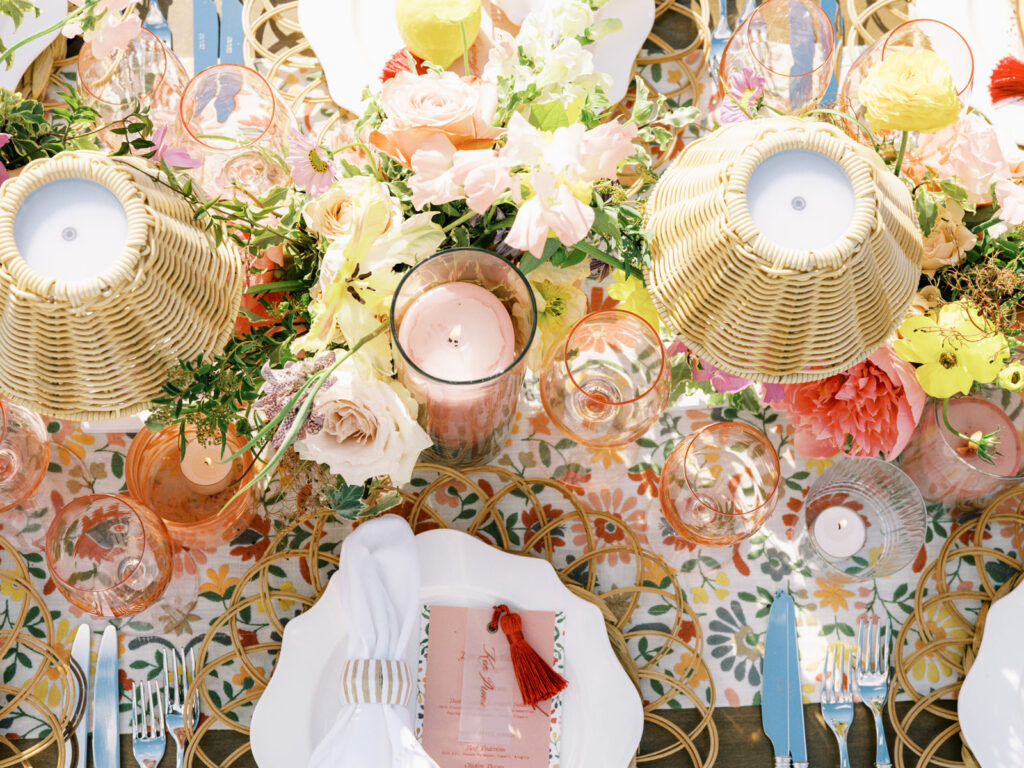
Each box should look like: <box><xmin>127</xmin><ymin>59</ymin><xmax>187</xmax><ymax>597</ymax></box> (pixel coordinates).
<box><xmin>0</xmin><ymin>279</ymin><xmax>1002</xmax><ymax>741</ymax></box>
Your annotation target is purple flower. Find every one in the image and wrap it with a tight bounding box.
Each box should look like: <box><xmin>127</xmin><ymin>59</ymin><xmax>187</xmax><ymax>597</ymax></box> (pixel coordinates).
<box><xmin>286</xmin><ymin>132</ymin><xmax>337</xmax><ymax>197</ymax></box>
<box><xmin>150</xmin><ymin>126</ymin><xmax>202</xmax><ymax>169</ymax></box>
<box><xmin>719</xmin><ymin>67</ymin><xmax>766</xmax><ymax>124</ymax></box>
<box><xmin>0</xmin><ymin>133</ymin><xmax>10</xmax><ymax>184</ymax></box>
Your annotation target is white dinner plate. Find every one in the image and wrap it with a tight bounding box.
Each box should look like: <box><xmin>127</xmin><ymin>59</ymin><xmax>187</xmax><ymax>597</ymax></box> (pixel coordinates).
<box><xmin>959</xmin><ymin>578</ymin><xmax>1024</xmax><ymax>767</ymax></box>
<box><xmin>250</xmin><ymin>528</ymin><xmax>644</xmax><ymax>768</ymax></box>
<box><xmin>0</xmin><ymin>0</ymin><xmax>66</xmax><ymax>93</ymax></box>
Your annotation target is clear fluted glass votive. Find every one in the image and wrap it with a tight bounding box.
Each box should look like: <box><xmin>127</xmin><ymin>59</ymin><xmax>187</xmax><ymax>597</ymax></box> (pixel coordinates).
<box><xmin>125</xmin><ymin>425</ymin><xmax>257</xmax><ymax>551</ymax></box>
<box><xmin>899</xmin><ymin>389</ymin><xmax>1024</xmax><ymax>512</ymax></box>
<box><xmin>538</xmin><ymin>310</ymin><xmax>670</xmax><ymax>448</ymax></box>
<box><xmin>803</xmin><ymin>458</ymin><xmax>925</xmax><ymax>579</ymax></box>
<box><xmin>659</xmin><ymin>421</ymin><xmax>780</xmax><ymax>546</ymax></box>
<box><xmin>391</xmin><ymin>248</ymin><xmax>536</xmax><ymax>467</ymax></box>
<box><xmin>77</xmin><ymin>28</ymin><xmax>189</xmax><ymax>149</ymax></box>
<box><xmin>0</xmin><ymin>399</ymin><xmax>49</xmax><ymax>512</ymax></box>
<box><xmin>45</xmin><ymin>494</ymin><xmax>173</xmax><ymax>618</ymax></box>
<box><xmin>174</xmin><ymin>64</ymin><xmax>293</xmax><ymax>198</ymax></box>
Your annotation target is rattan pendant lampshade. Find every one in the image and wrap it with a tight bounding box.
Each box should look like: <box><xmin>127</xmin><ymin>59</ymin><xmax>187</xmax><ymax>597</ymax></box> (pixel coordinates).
<box><xmin>0</xmin><ymin>151</ymin><xmax>244</xmax><ymax>420</ymax></box>
<box><xmin>644</xmin><ymin>117</ymin><xmax>923</xmax><ymax>383</ymax></box>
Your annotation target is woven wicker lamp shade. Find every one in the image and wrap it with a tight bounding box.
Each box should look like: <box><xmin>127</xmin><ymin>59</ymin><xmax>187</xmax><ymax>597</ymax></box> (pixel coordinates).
<box><xmin>0</xmin><ymin>152</ymin><xmax>244</xmax><ymax>420</ymax></box>
<box><xmin>644</xmin><ymin>117</ymin><xmax>923</xmax><ymax>383</ymax></box>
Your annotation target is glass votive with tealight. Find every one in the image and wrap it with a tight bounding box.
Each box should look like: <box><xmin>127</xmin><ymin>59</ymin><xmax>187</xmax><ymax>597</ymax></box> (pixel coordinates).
<box><xmin>803</xmin><ymin>458</ymin><xmax>926</xmax><ymax>580</ymax></box>
<box><xmin>390</xmin><ymin>247</ymin><xmax>536</xmax><ymax>467</ymax></box>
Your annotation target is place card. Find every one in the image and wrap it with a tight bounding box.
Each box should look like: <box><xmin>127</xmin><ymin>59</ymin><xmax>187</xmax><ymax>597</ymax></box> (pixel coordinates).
<box><xmin>416</xmin><ymin>605</ymin><xmax>564</xmax><ymax>768</ymax></box>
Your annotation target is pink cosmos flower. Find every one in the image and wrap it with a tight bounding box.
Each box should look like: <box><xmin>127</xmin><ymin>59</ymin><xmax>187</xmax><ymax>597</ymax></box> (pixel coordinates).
<box><xmin>286</xmin><ymin>132</ymin><xmax>337</xmax><ymax>197</ymax></box>
<box><xmin>0</xmin><ymin>133</ymin><xmax>10</xmax><ymax>184</ymax></box>
<box><xmin>995</xmin><ymin>178</ymin><xmax>1024</xmax><ymax>226</ymax></box>
<box><xmin>579</xmin><ymin>121</ymin><xmax>639</xmax><ymax>179</ymax></box>
<box><xmin>505</xmin><ymin>173</ymin><xmax>594</xmax><ymax>256</ymax></box>
<box><xmin>89</xmin><ymin>12</ymin><xmax>142</xmax><ymax>59</ymax></box>
<box><xmin>719</xmin><ymin>67</ymin><xmax>766</xmax><ymax>124</ymax></box>
<box><xmin>150</xmin><ymin>126</ymin><xmax>201</xmax><ymax>169</ymax></box>
<box><xmin>777</xmin><ymin>346</ymin><xmax>926</xmax><ymax>460</ymax></box>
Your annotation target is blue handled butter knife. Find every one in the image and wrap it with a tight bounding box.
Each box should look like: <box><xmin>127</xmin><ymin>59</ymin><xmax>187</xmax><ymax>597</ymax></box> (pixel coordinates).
<box><xmin>762</xmin><ymin>590</ymin><xmax>807</xmax><ymax>768</ymax></box>
<box><xmin>92</xmin><ymin>625</ymin><xmax>119</xmax><ymax>768</ymax></box>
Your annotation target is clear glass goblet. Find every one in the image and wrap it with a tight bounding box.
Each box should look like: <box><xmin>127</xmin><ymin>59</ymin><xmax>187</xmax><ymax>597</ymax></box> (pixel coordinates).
<box><xmin>0</xmin><ymin>399</ymin><xmax>49</xmax><ymax>512</ymax></box>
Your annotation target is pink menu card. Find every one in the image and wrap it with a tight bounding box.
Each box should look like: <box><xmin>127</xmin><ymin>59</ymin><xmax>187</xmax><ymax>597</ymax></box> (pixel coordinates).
<box><xmin>415</xmin><ymin>605</ymin><xmax>565</xmax><ymax>768</ymax></box>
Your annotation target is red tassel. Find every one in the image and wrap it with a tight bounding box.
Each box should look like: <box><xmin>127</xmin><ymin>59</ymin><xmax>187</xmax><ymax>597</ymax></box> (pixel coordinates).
<box><xmin>990</xmin><ymin>56</ymin><xmax>1024</xmax><ymax>103</ymax></box>
<box><xmin>380</xmin><ymin>48</ymin><xmax>427</xmax><ymax>83</ymax></box>
<box><xmin>488</xmin><ymin>604</ymin><xmax>568</xmax><ymax>709</ymax></box>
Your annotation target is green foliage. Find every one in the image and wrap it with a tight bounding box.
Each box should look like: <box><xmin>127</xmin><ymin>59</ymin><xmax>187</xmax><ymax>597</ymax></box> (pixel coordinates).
<box><xmin>0</xmin><ymin>88</ymin><xmax>101</xmax><ymax>169</ymax></box>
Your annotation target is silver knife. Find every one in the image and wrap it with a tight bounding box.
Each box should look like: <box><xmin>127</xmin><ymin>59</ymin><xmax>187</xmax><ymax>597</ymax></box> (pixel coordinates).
<box><xmin>68</xmin><ymin>625</ymin><xmax>91</xmax><ymax>768</ymax></box>
<box><xmin>785</xmin><ymin>594</ymin><xmax>808</xmax><ymax>768</ymax></box>
<box><xmin>92</xmin><ymin>625</ymin><xmax>119</xmax><ymax>768</ymax></box>
<box><xmin>762</xmin><ymin>590</ymin><xmax>806</xmax><ymax>767</ymax></box>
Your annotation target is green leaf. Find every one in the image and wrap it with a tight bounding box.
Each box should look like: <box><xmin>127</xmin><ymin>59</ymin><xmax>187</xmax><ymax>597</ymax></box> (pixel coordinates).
<box><xmin>914</xmin><ymin>188</ymin><xmax>939</xmax><ymax>237</ymax></box>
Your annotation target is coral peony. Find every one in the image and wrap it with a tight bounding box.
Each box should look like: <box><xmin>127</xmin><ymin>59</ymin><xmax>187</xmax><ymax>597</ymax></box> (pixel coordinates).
<box><xmin>778</xmin><ymin>347</ymin><xmax>926</xmax><ymax>460</ymax></box>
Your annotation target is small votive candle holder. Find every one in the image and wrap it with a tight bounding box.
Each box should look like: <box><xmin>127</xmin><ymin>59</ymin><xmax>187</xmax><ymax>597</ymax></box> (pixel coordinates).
<box><xmin>803</xmin><ymin>458</ymin><xmax>925</xmax><ymax>580</ymax></box>
<box><xmin>125</xmin><ymin>425</ymin><xmax>257</xmax><ymax>551</ymax></box>
<box><xmin>390</xmin><ymin>248</ymin><xmax>536</xmax><ymax>467</ymax></box>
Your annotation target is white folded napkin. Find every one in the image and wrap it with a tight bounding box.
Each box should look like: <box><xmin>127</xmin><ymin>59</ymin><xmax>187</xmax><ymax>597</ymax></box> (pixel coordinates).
<box><xmin>308</xmin><ymin>515</ymin><xmax>439</xmax><ymax>768</ymax></box>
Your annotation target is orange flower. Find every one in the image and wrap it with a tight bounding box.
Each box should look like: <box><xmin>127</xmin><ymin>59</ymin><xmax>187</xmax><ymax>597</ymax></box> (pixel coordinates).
<box><xmin>813</xmin><ymin>577</ymin><xmax>855</xmax><ymax>612</ymax></box>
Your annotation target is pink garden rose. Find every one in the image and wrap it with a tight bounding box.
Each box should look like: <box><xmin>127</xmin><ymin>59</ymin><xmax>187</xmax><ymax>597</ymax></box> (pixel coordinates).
<box><xmin>368</xmin><ymin>71</ymin><xmax>502</xmax><ymax>167</ymax></box>
<box><xmin>777</xmin><ymin>347</ymin><xmax>926</xmax><ymax>460</ymax></box>
<box><xmin>917</xmin><ymin>113</ymin><xmax>1010</xmax><ymax>206</ymax></box>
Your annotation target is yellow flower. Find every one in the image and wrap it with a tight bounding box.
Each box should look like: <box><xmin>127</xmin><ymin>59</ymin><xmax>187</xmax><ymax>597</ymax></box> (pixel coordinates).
<box><xmin>999</xmin><ymin>362</ymin><xmax>1024</xmax><ymax>392</ymax></box>
<box><xmin>813</xmin><ymin>577</ymin><xmax>854</xmax><ymax>612</ymax></box>
<box><xmin>713</xmin><ymin>572</ymin><xmax>730</xmax><ymax>586</ymax></box>
<box><xmin>606</xmin><ymin>270</ymin><xmax>660</xmax><ymax>332</ymax></box>
<box><xmin>691</xmin><ymin>586</ymin><xmax>708</xmax><ymax>603</ymax></box>
<box><xmin>524</xmin><ymin>261</ymin><xmax>589</xmax><ymax>370</ymax></box>
<box><xmin>200</xmin><ymin>565</ymin><xmax>239</xmax><ymax>598</ymax></box>
<box><xmin>859</xmin><ymin>50</ymin><xmax>960</xmax><ymax>134</ymax></box>
<box><xmin>894</xmin><ymin>303</ymin><xmax>1010</xmax><ymax>397</ymax></box>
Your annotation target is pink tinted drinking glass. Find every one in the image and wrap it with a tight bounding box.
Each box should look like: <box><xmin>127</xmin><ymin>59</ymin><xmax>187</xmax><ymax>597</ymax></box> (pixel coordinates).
<box><xmin>717</xmin><ymin>0</ymin><xmax>835</xmax><ymax>115</ymax></box>
<box><xmin>0</xmin><ymin>399</ymin><xmax>49</xmax><ymax>512</ymax></box>
<box><xmin>900</xmin><ymin>389</ymin><xmax>1024</xmax><ymax>512</ymax></box>
<box><xmin>45</xmin><ymin>494</ymin><xmax>173</xmax><ymax>618</ymax></box>
<box><xmin>659</xmin><ymin>421</ymin><xmax>780</xmax><ymax>546</ymax></box>
<box><xmin>839</xmin><ymin>19</ymin><xmax>974</xmax><ymax>134</ymax></box>
<box><xmin>77</xmin><ymin>27</ymin><xmax>189</xmax><ymax>149</ymax></box>
<box><xmin>175</xmin><ymin>64</ymin><xmax>294</xmax><ymax>198</ymax></box>
<box><xmin>539</xmin><ymin>310</ymin><xmax>670</xmax><ymax>448</ymax></box>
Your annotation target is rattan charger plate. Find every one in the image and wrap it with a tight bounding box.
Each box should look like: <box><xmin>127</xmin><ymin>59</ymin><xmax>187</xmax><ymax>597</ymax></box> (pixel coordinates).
<box><xmin>890</xmin><ymin>487</ymin><xmax>1024</xmax><ymax>768</ymax></box>
<box><xmin>185</xmin><ymin>463</ymin><xmax>718</xmax><ymax>768</ymax></box>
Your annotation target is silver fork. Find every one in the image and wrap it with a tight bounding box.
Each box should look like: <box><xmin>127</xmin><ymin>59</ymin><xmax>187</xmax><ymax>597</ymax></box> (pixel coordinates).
<box><xmin>821</xmin><ymin>642</ymin><xmax>855</xmax><ymax>768</ymax></box>
<box><xmin>131</xmin><ymin>680</ymin><xmax>166</xmax><ymax>768</ymax></box>
<box><xmin>710</xmin><ymin>0</ymin><xmax>733</xmax><ymax>72</ymax></box>
<box><xmin>857</xmin><ymin>616</ymin><xmax>893</xmax><ymax>768</ymax></box>
<box><xmin>164</xmin><ymin>647</ymin><xmax>200</xmax><ymax>768</ymax></box>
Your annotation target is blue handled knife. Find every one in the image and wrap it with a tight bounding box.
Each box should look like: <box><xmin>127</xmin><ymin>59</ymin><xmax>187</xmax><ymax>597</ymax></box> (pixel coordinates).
<box><xmin>762</xmin><ymin>590</ymin><xmax>807</xmax><ymax>768</ymax></box>
<box><xmin>92</xmin><ymin>626</ymin><xmax>119</xmax><ymax>768</ymax></box>
<box><xmin>193</xmin><ymin>0</ymin><xmax>220</xmax><ymax>73</ymax></box>
<box><xmin>220</xmin><ymin>0</ymin><xmax>245</xmax><ymax>65</ymax></box>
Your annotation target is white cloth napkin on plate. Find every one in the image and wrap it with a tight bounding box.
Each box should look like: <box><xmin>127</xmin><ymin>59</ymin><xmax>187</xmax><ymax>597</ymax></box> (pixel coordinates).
<box><xmin>308</xmin><ymin>515</ymin><xmax>439</xmax><ymax>768</ymax></box>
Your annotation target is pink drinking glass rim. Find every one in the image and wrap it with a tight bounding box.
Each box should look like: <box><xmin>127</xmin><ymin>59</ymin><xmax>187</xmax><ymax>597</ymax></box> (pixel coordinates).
<box><xmin>76</xmin><ymin>27</ymin><xmax>171</xmax><ymax>108</ymax></box>
<box><xmin>0</xmin><ymin>400</ymin><xmax>6</xmax><ymax>445</ymax></box>
<box><xmin>178</xmin><ymin>63</ymin><xmax>279</xmax><ymax>152</ymax></box>
<box><xmin>880</xmin><ymin>18</ymin><xmax>975</xmax><ymax>97</ymax></box>
<box><xmin>564</xmin><ymin>309</ymin><xmax>667</xmax><ymax>407</ymax></box>
<box><xmin>717</xmin><ymin>0</ymin><xmax>836</xmax><ymax>87</ymax></box>
<box><xmin>389</xmin><ymin>247</ymin><xmax>538</xmax><ymax>387</ymax></box>
<box><xmin>45</xmin><ymin>493</ymin><xmax>153</xmax><ymax>595</ymax></box>
<box><xmin>677</xmin><ymin>421</ymin><xmax>781</xmax><ymax>518</ymax></box>
<box><xmin>929</xmin><ymin>395</ymin><xmax>1024</xmax><ymax>480</ymax></box>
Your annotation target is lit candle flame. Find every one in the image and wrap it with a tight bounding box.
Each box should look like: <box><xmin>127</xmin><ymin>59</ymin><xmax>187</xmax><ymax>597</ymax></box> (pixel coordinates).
<box><xmin>448</xmin><ymin>324</ymin><xmax>462</xmax><ymax>348</ymax></box>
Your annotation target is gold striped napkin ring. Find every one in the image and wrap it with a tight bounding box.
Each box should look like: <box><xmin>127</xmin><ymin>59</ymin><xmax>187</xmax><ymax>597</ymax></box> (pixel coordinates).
<box><xmin>340</xmin><ymin>659</ymin><xmax>413</xmax><ymax>706</ymax></box>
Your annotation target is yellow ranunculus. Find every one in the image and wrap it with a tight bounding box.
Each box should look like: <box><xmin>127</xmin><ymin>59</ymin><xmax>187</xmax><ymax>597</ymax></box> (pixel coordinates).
<box><xmin>395</xmin><ymin>0</ymin><xmax>481</xmax><ymax>69</ymax></box>
<box><xmin>998</xmin><ymin>361</ymin><xmax>1024</xmax><ymax>392</ymax></box>
<box><xmin>859</xmin><ymin>49</ymin><xmax>961</xmax><ymax>134</ymax></box>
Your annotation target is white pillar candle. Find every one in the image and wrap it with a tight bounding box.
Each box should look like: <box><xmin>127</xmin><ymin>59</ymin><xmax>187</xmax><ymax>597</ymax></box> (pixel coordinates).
<box><xmin>13</xmin><ymin>178</ymin><xmax>128</xmax><ymax>281</ymax></box>
<box><xmin>813</xmin><ymin>505</ymin><xmax>867</xmax><ymax>559</ymax></box>
<box><xmin>397</xmin><ymin>282</ymin><xmax>515</xmax><ymax>382</ymax></box>
<box><xmin>179</xmin><ymin>440</ymin><xmax>233</xmax><ymax>496</ymax></box>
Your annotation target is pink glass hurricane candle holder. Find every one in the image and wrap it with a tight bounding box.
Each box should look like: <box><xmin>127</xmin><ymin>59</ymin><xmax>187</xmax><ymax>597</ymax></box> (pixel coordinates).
<box><xmin>174</xmin><ymin>64</ymin><xmax>294</xmax><ymax>199</ymax></box>
<box><xmin>899</xmin><ymin>389</ymin><xmax>1024</xmax><ymax>512</ymax></box>
<box><xmin>391</xmin><ymin>247</ymin><xmax>536</xmax><ymax>467</ymax></box>
<box><xmin>659</xmin><ymin>421</ymin><xmax>780</xmax><ymax>546</ymax></box>
<box><xmin>538</xmin><ymin>310</ymin><xmax>670</xmax><ymax>448</ymax></box>
<box><xmin>125</xmin><ymin>426</ymin><xmax>257</xmax><ymax>551</ymax></box>
<box><xmin>839</xmin><ymin>19</ymin><xmax>973</xmax><ymax>135</ymax></box>
<box><xmin>45</xmin><ymin>494</ymin><xmax>173</xmax><ymax>618</ymax></box>
<box><xmin>0</xmin><ymin>399</ymin><xmax>49</xmax><ymax>512</ymax></box>
<box><xmin>77</xmin><ymin>27</ymin><xmax>189</xmax><ymax>149</ymax></box>
<box><xmin>716</xmin><ymin>0</ymin><xmax>835</xmax><ymax>115</ymax></box>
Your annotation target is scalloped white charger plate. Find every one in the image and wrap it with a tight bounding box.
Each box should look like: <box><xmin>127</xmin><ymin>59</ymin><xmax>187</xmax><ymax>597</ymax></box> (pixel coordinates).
<box><xmin>959</xmin><ymin>578</ymin><xmax>1024</xmax><ymax>768</ymax></box>
<box><xmin>0</xmin><ymin>0</ymin><xmax>66</xmax><ymax>92</ymax></box>
<box><xmin>250</xmin><ymin>528</ymin><xmax>644</xmax><ymax>768</ymax></box>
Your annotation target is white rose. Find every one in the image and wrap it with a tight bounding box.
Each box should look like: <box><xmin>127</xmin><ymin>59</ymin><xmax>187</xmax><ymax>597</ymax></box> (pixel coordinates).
<box><xmin>294</xmin><ymin>358</ymin><xmax>432</xmax><ymax>486</ymax></box>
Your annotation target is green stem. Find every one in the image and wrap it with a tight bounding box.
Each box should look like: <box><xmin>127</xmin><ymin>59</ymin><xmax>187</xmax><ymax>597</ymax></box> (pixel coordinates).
<box><xmin>460</xmin><ymin>20</ymin><xmax>470</xmax><ymax>77</ymax></box>
<box><xmin>940</xmin><ymin>397</ymin><xmax>1001</xmax><ymax>465</ymax></box>
<box><xmin>894</xmin><ymin>131</ymin><xmax>909</xmax><ymax>177</ymax></box>
<box><xmin>329</xmin><ymin>141</ymin><xmax>385</xmax><ymax>182</ymax></box>
<box><xmin>572</xmin><ymin>239</ymin><xmax>636</xmax><ymax>279</ymax></box>
<box><xmin>0</xmin><ymin>2</ymin><xmax>96</xmax><ymax>70</ymax></box>
<box><xmin>803</xmin><ymin>108</ymin><xmax>880</xmax><ymax>152</ymax></box>
<box><xmin>442</xmin><ymin>210</ymin><xmax>476</xmax><ymax>233</ymax></box>
<box><xmin>245</xmin><ymin>279</ymin><xmax>309</xmax><ymax>295</ymax></box>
